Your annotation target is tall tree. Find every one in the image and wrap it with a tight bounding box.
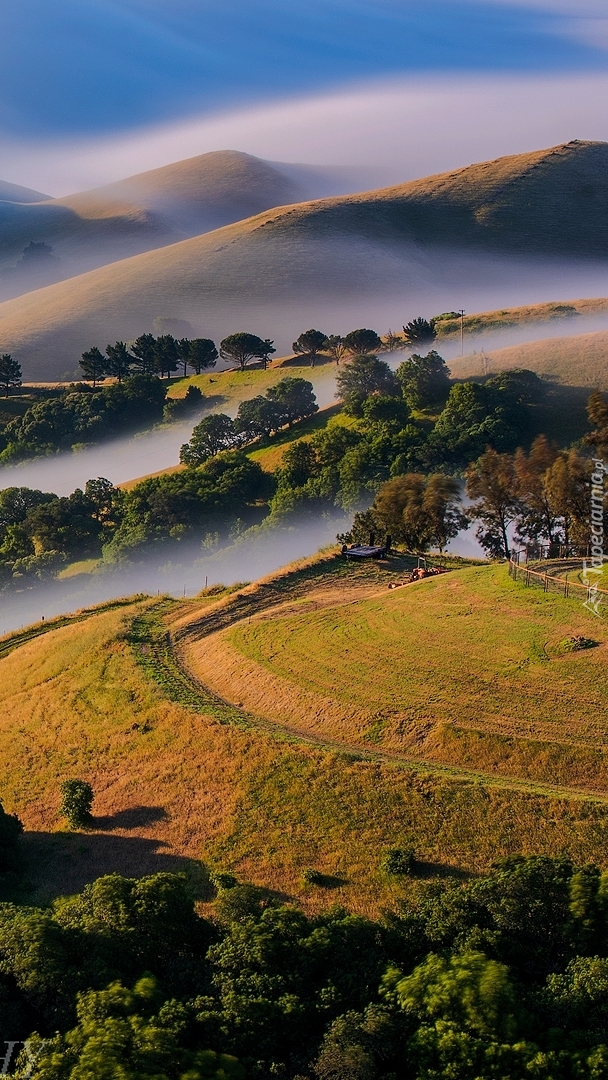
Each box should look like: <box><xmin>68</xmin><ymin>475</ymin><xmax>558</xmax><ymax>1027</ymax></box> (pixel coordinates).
<box><xmin>0</xmin><ymin>354</ymin><xmax>22</xmax><ymax>397</ymax></box>
<box><xmin>130</xmin><ymin>334</ymin><xmax>158</xmax><ymax>376</ymax></box>
<box><xmin>266</xmin><ymin>377</ymin><xmax>318</xmax><ymax>427</ymax></box>
<box><xmin>324</xmin><ymin>334</ymin><xmax>347</xmax><ymax>365</ymax></box>
<box><xmin>466</xmin><ymin>448</ymin><xmax>520</xmax><ymax>559</ymax></box>
<box><xmin>513</xmin><ymin>435</ymin><xmax>561</xmax><ymax>546</ymax></box>
<box><xmin>187</xmin><ymin>338</ymin><xmax>219</xmax><ymax>375</ymax></box>
<box><xmin>335</xmin><ymin>355</ymin><xmax>398</xmax><ymax>416</ymax></box>
<box><xmin>104</xmin><ymin>341</ymin><xmax>132</xmax><ymax>382</ymax></box>
<box><xmin>154</xmin><ymin>335</ymin><xmax>179</xmax><ymax>378</ymax></box>
<box><xmin>371</xmin><ymin>472</ymin><xmax>466</xmax><ymax>551</ymax></box>
<box><xmin>292</xmin><ymin>329</ymin><xmax>327</xmax><ymax>368</ymax></box>
<box><xmin>79</xmin><ymin>347</ymin><xmax>106</xmax><ymax>387</ymax></box>
<box><xmin>220</xmin><ymin>332</ymin><xmax>273</xmax><ymax>372</ymax></box>
<box><xmin>180</xmin><ymin>414</ymin><xmax>236</xmax><ymax>465</ymax></box>
<box><xmin>342</xmin><ymin>328</ymin><xmax>382</xmax><ymax>356</ymax></box>
<box><xmin>402</xmin><ymin>317</ymin><xmax>437</xmax><ymax>349</ymax></box>
<box><xmin>397</xmin><ymin>350</ymin><xmax>451</xmax><ymax>409</ymax></box>
<box><xmin>585</xmin><ymin>389</ymin><xmax>608</xmax><ymax>457</ymax></box>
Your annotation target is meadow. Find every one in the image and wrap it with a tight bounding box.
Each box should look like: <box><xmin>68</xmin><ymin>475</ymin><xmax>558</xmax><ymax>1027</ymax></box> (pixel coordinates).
<box><xmin>4</xmin><ymin>553</ymin><xmax>608</xmax><ymax>918</ymax></box>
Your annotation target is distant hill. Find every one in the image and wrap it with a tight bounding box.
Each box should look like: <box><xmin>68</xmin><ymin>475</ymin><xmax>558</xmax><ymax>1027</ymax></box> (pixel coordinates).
<box><xmin>4</xmin><ymin>140</ymin><xmax>608</xmax><ymax>378</ymax></box>
<box><xmin>0</xmin><ymin>151</ymin><xmax>314</xmax><ymax>299</ymax></box>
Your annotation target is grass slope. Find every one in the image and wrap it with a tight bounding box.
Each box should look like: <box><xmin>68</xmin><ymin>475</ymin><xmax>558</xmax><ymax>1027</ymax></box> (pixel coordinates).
<box><xmin>3</xmin><ymin>140</ymin><xmax>608</xmax><ymax>376</ymax></box>
<box><xmin>450</xmin><ymin>327</ymin><xmax>608</xmax><ymax>389</ymax></box>
<box><xmin>4</xmin><ymin>555</ymin><xmax>608</xmax><ymax>915</ymax></box>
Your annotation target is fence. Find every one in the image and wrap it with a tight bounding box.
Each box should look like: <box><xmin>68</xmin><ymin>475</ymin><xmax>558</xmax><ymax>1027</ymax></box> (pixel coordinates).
<box><xmin>508</xmin><ymin>553</ymin><xmax>608</xmax><ymax>606</ymax></box>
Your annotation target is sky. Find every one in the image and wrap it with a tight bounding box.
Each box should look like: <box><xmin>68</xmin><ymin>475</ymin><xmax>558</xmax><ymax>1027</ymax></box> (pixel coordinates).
<box><xmin>2</xmin><ymin>0</ymin><xmax>608</xmax><ymax>192</ymax></box>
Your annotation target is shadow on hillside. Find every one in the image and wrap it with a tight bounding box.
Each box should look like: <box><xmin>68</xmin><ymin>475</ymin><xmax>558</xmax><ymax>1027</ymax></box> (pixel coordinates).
<box><xmin>93</xmin><ymin>805</ymin><xmax>169</xmax><ymax>830</ymax></box>
<box><xmin>20</xmin><ymin>830</ymin><xmax>211</xmax><ymax>903</ymax></box>
<box><xmin>413</xmin><ymin>859</ymin><xmax>473</xmax><ymax>881</ymax></box>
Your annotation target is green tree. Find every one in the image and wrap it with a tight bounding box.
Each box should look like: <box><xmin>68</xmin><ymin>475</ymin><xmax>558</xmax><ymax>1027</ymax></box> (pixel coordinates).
<box><xmin>266</xmin><ymin>377</ymin><xmax>318</xmax><ymax>427</ymax></box>
<box><xmin>342</xmin><ymin>329</ymin><xmax>382</xmax><ymax>356</ymax></box>
<box><xmin>104</xmin><ymin>342</ymin><xmax>132</xmax><ymax>382</ymax></box>
<box><xmin>154</xmin><ymin>335</ymin><xmax>179</xmax><ymax>378</ymax></box>
<box><xmin>397</xmin><ymin>350</ymin><xmax>450</xmax><ymax>409</ymax></box>
<box><xmin>368</xmin><ymin>472</ymin><xmax>466</xmax><ymax>551</ymax></box>
<box><xmin>585</xmin><ymin>389</ymin><xmax>608</xmax><ymax>456</ymax></box>
<box><xmin>0</xmin><ymin>354</ymin><xmax>22</xmax><ymax>397</ymax></box>
<box><xmin>402</xmin><ymin>316</ymin><xmax>437</xmax><ymax>349</ymax></box>
<box><xmin>79</xmin><ymin>347</ymin><xmax>106</xmax><ymax>386</ymax></box>
<box><xmin>187</xmin><ymin>338</ymin><xmax>218</xmax><ymax>376</ymax></box>
<box><xmin>292</xmin><ymin>329</ymin><xmax>327</xmax><ymax>367</ymax></box>
<box><xmin>335</xmin><ymin>355</ymin><xmax>398</xmax><ymax>416</ymax></box>
<box><xmin>60</xmin><ymin>780</ymin><xmax>94</xmax><ymax>828</ymax></box>
<box><xmin>220</xmin><ymin>333</ymin><xmax>273</xmax><ymax>371</ymax></box>
<box><xmin>180</xmin><ymin>414</ymin><xmax>236</xmax><ymax>465</ymax></box>
<box><xmin>130</xmin><ymin>334</ymin><xmax>159</xmax><ymax>376</ymax></box>
<box><xmin>325</xmin><ymin>334</ymin><xmax>347</xmax><ymax>365</ymax></box>
<box><xmin>466</xmin><ymin>448</ymin><xmax>520</xmax><ymax>559</ymax></box>
<box><xmin>235</xmin><ymin>396</ymin><xmax>281</xmax><ymax>441</ymax></box>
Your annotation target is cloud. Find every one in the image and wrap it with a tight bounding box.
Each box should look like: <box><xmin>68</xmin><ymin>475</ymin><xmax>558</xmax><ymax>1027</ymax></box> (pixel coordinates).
<box><xmin>3</xmin><ymin>71</ymin><xmax>608</xmax><ymax>196</ymax></box>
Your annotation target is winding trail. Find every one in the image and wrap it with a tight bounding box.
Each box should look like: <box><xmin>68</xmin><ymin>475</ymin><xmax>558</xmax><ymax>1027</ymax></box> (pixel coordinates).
<box><xmin>129</xmin><ymin>557</ymin><xmax>608</xmax><ymax>807</ymax></box>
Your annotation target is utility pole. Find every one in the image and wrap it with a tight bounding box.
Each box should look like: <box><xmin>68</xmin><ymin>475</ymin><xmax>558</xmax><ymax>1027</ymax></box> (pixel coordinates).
<box><xmin>459</xmin><ymin>309</ymin><xmax>465</xmax><ymax>356</ymax></box>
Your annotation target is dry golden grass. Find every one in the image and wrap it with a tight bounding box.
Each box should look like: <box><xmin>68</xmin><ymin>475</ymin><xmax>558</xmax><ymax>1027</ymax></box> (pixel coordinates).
<box><xmin>449</xmin><ymin>328</ymin><xmax>608</xmax><ymax>388</ymax></box>
<box><xmin>5</xmin><ymin>554</ymin><xmax>608</xmax><ymax>914</ymax></box>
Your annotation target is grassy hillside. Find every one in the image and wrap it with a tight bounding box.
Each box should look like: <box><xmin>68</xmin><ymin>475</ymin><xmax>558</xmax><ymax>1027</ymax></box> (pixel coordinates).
<box><xmin>3</xmin><ymin>140</ymin><xmax>608</xmax><ymax>377</ymax></box>
<box><xmin>450</xmin><ymin>326</ymin><xmax>608</xmax><ymax>389</ymax></box>
<box><xmin>436</xmin><ymin>297</ymin><xmax>608</xmax><ymax>339</ymax></box>
<box><xmin>4</xmin><ymin>554</ymin><xmax>608</xmax><ymax>915</ymax></box>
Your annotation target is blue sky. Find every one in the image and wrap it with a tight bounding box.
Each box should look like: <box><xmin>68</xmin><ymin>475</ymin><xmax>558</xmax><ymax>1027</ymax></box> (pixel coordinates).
<box><xmin>0</xmin><ymin>0</ymin><xmax>607</xmax><ymax>138</ymax></box>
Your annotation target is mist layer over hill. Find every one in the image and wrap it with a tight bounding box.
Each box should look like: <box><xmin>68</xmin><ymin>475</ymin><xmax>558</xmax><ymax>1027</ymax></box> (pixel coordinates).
<box><xmin>0</xmin><ymin>151</ymin><xmax>344</xmax><ymax>300</ymax></box>
<box><xmin>2</xmin><ymin>141</ymin><xmax>608</xmax><ymax>380</ymax></box>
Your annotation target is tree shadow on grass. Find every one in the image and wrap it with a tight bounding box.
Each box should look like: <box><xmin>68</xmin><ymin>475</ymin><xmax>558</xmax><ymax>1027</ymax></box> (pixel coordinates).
<box><xmin>20</xmin><ymin>830</ymin><xmax>212</xmax><ymax>904</ymax></box>
<box><xmin>93</xmin><ymin>806</ymin><xmax>169</xmax><ymax>831</ymax></box>
<box><xmin>412</xmin><ymin>859</ymin><xmax>474</xmax><ymax>881</ymax></box>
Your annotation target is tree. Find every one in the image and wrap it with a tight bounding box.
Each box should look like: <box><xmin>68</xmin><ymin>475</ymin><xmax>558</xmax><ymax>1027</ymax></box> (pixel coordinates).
<box><xmin>292</xmin><ymin>329</ymin><xmax>327</xmax><ymax>367</ymax></box>
<box><xmin>513</xmin><ymin>435</ymin><xmax>561</xmax><ymax>547</ymax></box>
<box><xmin>0</xmin><ymin>354</ymin><xmax>21</xmax><ymax>397</ymax></box>
<box><xmin>402</xmin><ymin>316</ymin><xmax>437</xmax><ymax>349</ymax></box>
<box><xmin>370</xmin><ymin>472</ymin><xmax>466</xmax><ymax>551</ymax></box>
<box><xmin>179</xmin><ymin>414</ymin><xmax>236</xmax><ymax>465</ymax></box>
<box><xmin>188</xmin><ymin>338</ymin><xmax>218</xmax><ymax>375</ymax></box>
<box><xmin>235</xmin><ymin>396</ymin><xmax>282</xmax><ymax>441</ymax></box>
<box><xmin>60</xmin><ymin>779</ymin><xmax>93</xmax><ymax>828</ymax></box>
<box><xmin>79</xmin><ymin>347</ymin><xmax>106</xmax><ymax>386</ymax></box>
<box><xmin>342</xmin><ymin>329</ymin><xmax>382</xmax><ymax>356</ymax></box>
<box><xmin>154</xmin><ymin>335</ymin><xmax>179</xmax><ymax>378</ymax></box>
<box><xmin>105</xmin><ymin>341</ymin><xmax>132</xmax><ymax>382</ymax></box>
<box><xmin>335</xmin><ymin>355</ymin><xmax>398</xmax><ymax>416</ymax></box>
<box><xmin>258</xmin><ymin>337</ymin><xmax>276</xmax><ymax>369</ymax></box>
<box><xmin>382</xmin><ymin>329</ymin><xmax>404</xmax><ymax>352</ymax></box>
<box><xmin>325</xmin><ymin>334</ymin><xmax>347</xmax><ymax>365</ymax></box>
<box><xmin>466</xmin><ymin>448</ymin><xmax>520</xmax><ymax>559</ymax></box>
<box><xmin>266</xmin><ymin>377</ymin><xmax>318</xmax><ymax>427</ymax></box>
<box><xmin>397</xmin><ymin>350</ymin><xmax>451</xmax><ymax>409</ymax></box>
<box><xmin>220</xmin><ymin>332</ymin><xmax>273</xmax><ymax>371</ymax></box>
<box><xmin>585</xmin><ymin>389</ymin><xmax>608</xmax><ymax>456</ymax></box>
<box><xmin>130</xmin><ymin>334</ymin><xmax>158</xmax><ymax>376</ymax></box>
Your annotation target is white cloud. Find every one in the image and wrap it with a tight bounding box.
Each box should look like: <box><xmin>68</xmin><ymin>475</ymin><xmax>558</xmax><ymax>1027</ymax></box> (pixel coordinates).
<box><xmin>3</xmin><ymin>70</ymin><xmax>608</xmax><ymax>196</ymax></box>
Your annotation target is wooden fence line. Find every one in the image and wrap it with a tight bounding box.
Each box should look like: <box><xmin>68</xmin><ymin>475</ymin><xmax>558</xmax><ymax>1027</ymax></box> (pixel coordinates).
<box><xmin>508</xmin><ymin>556</ymin><xmax>608</xmax><ymax>604</ymax></box>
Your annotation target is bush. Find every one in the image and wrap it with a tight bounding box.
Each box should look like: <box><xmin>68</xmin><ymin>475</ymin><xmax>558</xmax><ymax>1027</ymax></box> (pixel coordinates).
<box><xmin>301</xmin><ymin>868</ymin><xmax>325</xmax><ymax>886</ymax></box>
<box><xmin>211</xmin><ymin>871</ymin><xmax>239</xmax><ymax>891</ymax></box>
<box><xmin>60</xmin><ymin>779</ymin><xmax>94</xmax><ymax>828</ymax></box>
<box><xmin>383</xmin><ymin>848</ymin><xmax>415</xmax><ymax>875</ymax></box>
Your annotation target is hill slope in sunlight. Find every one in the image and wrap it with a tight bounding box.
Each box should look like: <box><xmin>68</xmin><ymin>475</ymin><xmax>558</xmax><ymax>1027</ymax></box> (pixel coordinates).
<box><xmin>3</xmin><ymin>140</ymin><xmax>608</xmax><ymax>378</ymax></box>
<box><xmin>3</xmin><ymin>555</ymin><xmax>608</xmax><ymax>913</ymax></box>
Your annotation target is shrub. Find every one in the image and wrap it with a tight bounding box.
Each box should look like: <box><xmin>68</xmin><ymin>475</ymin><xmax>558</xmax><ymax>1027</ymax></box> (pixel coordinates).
<box><xmin>60</xmin><ymin>779</ymin><xmax>94</xmax><ymax>828</ymax></box>
<box><xmin>301</xmin><ymin>868</ymin><xmax>325</xmax><ymax>886</ymax></box>
<box><xmin>211</xmin><ymin>871</ymin><xmax>239</xmax><ymax>891</ymax></box>
<box><xmin>383</xmin><ymin>848</ymin><xmax>415</xmax><ymax>875</ymax></box>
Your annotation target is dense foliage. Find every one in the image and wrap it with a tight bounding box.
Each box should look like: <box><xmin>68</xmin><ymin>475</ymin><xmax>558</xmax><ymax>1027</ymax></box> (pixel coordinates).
<box><xmin>0</xmin><ymin>376</ymin><xmax>168</xmax><ymax>463</ymax></box>
<box><xmin>4</xmin><ymin>857</ymin><xmax>608</xmax><ymax>1078</ymax></box>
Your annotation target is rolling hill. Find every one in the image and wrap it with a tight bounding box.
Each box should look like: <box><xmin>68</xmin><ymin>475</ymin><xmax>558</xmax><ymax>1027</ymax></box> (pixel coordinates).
<box><xmin>3</xmin><ymin>552</ymin><xmax>608</xmax><ymax>912</ymax></box>
<box><xmin>449</xmin><ymin>325</ymin><xmax>608</xmax><ymax>387</ymax></box>
<box><xmin>2</xmin><ymin>140</ymin><xmax>608</xmax><ymax>379</ymax></box>
<box><xmin>0</xmin><ymin>151</ymin><xmax>311</xmax><ymax>300</ymax></box>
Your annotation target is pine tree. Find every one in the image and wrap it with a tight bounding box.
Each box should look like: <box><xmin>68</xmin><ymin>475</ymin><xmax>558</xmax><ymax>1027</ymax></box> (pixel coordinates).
<box><xmin>0</xmin><ymin>353</ymin><xmax>22</xmax><ymax>397</ymax></box>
